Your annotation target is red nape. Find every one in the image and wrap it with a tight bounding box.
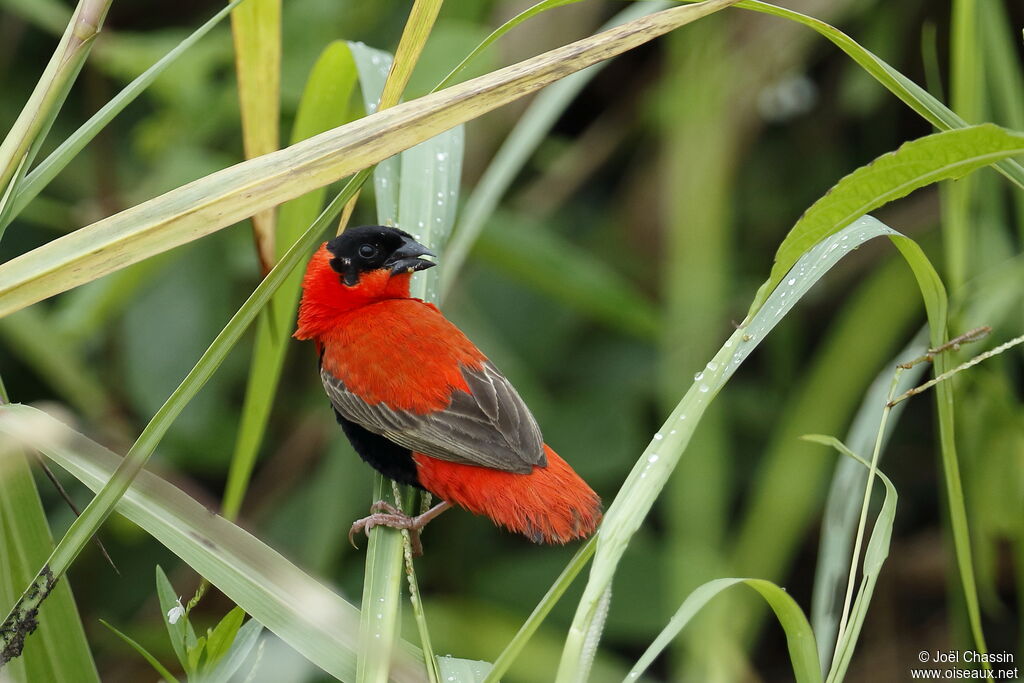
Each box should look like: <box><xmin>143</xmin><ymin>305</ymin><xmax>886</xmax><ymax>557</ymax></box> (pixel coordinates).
<box><xmin>413</xmin><ymin>445</ymin><xmax>602</xmax><ymax>544</ymax></box>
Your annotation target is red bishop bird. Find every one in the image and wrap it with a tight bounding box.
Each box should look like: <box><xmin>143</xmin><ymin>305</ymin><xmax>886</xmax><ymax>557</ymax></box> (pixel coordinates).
<box><xmin>295</xmin><ymin>225</ymin><xmax>601</xmax><ymax>552</ymax></box>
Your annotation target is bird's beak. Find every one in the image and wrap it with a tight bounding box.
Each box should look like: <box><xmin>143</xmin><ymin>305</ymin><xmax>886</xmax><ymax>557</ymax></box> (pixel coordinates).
<box><xmin>386</xmin><ymin>236</ymin><xmax>437</xmax><ymax>275</ymax></box>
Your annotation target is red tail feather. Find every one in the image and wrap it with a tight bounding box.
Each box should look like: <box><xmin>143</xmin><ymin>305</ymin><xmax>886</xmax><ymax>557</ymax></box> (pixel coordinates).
<box><xmin>413</xmin><ymin>445</ymin><xmax>601</xmax><ymax>543</ymax></box>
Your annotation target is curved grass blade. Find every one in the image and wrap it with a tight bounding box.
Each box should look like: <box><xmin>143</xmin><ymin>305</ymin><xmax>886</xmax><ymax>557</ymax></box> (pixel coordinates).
<box><xmin>0</xmin><ymin>0</ymin><xmax>742</xmax><ymax>320</ymax></box>
<box><xmin>556</xmin><ymin>217</ymin><xmax>945</xmax><ymax>680</ymax></box>
<box><xmin>625</xmin><ymin>577</ymin><xmax>820</xmax><ymax>683</ymax></box>
<box><xmin>6</xmin><ymin>0</ymin><xmax>250</xmax><ymax>228</ymax></box>
<box><xmin>0</xmin><ymin>404</ymin><xmax>425</xmax><ymax>682</ymax></box>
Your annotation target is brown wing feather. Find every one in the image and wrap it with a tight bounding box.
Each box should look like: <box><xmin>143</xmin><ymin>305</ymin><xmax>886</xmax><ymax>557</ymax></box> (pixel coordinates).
<box><xmin>322</xmin><ymin>360</ymin><xmax>546</xmax><ymax>473</ymax></box>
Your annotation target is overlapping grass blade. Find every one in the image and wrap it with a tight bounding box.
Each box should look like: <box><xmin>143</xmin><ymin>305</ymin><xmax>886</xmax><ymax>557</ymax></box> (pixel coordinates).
<box><xmin>229</xmin><ymin>0</ymin><xmax>281</xmax><ymax>272</ymax></box>
<box><xmin>0</xmin><ymin>404</ymin><xmax>425</xmax><ymax>682</ymax></box>
<box><xmin>0</xmin><ymin>0</ymin><xmax>742</xmax><ymax>320</ymax></box>
<box><xmin>626</xmin><ymin>577</ymin><xmax>821</xmax><ymax>683</ymax></box>
<box><xmin>222</xmin><ymin>40</ymin><xmax>359</xmax><ymax>521</ymax></box>
<box><xmin>5</xmin><ymin>0</ymin><xmax>249</xmax><ymax>229</ymax></box>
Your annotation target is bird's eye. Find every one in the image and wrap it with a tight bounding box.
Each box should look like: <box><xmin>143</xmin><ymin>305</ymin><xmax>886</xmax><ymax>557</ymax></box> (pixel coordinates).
<box><xmin>358</xmin><ymin>244</ymin><xmax>377</xmax><ymax>259</ymax></box>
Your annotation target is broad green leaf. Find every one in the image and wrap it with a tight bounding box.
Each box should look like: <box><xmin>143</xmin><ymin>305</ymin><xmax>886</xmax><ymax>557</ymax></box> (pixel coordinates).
<box><xmin>626</xmin><ymin>577</ymin><xmax>821</xmax><ymax>683</ymax></box>
<box><xmin>0</xmin><ymin>404</ymin><xmax>426</xmax><ymax>682</ymax></box>
<box><xmin>6</xmin><ymin>0</ymin><xmax>249</xmax><ymax>228</ymax></box>
<box><xmin>748</xmin><ymin>124</ymin><xmax>1024</xmax><ymax>318</ymax></box>
<box><xmin>222</xmin><ymin>39</ymin><xmax>359</xmax><ymax>521</ymax></box>
<box><xmin>229</xmin><ymin>0</ymin><xmax>281</xmax><ymax>271</ymax></box>
<box><xmin>0</xmin><ymin>451</ymin><xmax>100</xmax><ymax>682</ymax></box>
<box><xmin>98</xmin><ymin>619</ymin><xmax>178</xmax><ymax>683</ymax></box>
<box><xmin>0</xmin><ymin>0</ymin><xmax>741</xmax><ymax>319</ymax></box>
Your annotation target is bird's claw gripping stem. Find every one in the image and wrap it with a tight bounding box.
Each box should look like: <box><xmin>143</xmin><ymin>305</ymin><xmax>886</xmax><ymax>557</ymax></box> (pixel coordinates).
<box><xmin>348</xmin><ymin>500</ymin><xmax>452</xmax><ymax>557</ymax></box>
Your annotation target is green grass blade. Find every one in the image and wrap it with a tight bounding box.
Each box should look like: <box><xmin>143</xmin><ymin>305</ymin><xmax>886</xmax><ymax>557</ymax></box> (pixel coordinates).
<box><xmin>229</xmin><ymin>0</ymin><xmax>281</xmax><ymax>272</ymax></box>
<box><xmin>747</xmin><ymin>124</ymin><xmax>1024</xmax><ymax>318</ymax></box>
<box><xmin>717</xmin><ymin>0</ymin><xmax>1024</xmax><ymax>190</ymax></box>
<box><xmin>0</xmin><ymin>450</ymin><xmax>100</xmax><ymax>680</ymax></box>
<box><xmin>887</xmin><ymin>235</ymin><xmax>991</xmax><ymax>660</ymax></box>
<box><xmin>439</xmin><ymin>1</ymin><xmax>670</xmax><ymax>301</ymax></box>
<box><xmin>0</xmin><ymin>0</ymin><xmax>110</xmax><ymax>208</ymax></box>
<box><xmin>0</xmin><ymin>404</ymin><xmax>426</xmax><ymax>682</ymax></box>
<box><xmin>98</xmin><ymin>619</ymin><xmax>179</xmax><ymax>683</ymax></box>
<box><xmin>0</xmin><ymin>0</ymin><xmax>739</xmax><ymax>319</ymax></box>
<box><xmin>222</xmin><ymin>40</ymin><xmax>359</xmax><ymax>521</ymax></box>
<box><xmin>7</xmin><ymin>0</ymin><xmax>249</xmax><ymax>227</ymax></box>
<box><xmin>0</xmin><ymin>169</ymin><xmax>371</xmax><ymax>664</ymax></box>
<box><xmin>625</xmin><ymin>577</ymin><xmax>821</xmax><ymax>683</ymax></box>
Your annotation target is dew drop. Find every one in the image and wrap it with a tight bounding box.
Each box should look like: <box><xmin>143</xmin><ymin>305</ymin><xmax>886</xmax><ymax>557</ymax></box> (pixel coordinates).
<box><xmin>436</xmin><ymin>152</ymin><xmax>447</xmax><ymax>161</ymax></box>
<box><xmin>694</xmin><ymin>371</ymin><xmax>704</xmax><ymax>381</ymax></box>
<box><xmin>653</xmin><ymin>433</ymin><xmax>663</xmax><ymax>441</ymax></box>
<box><xmin>699</xmin><ymin>384</ymin><xmax>709</xmax><ymax>393</ymax></box>
<box><xmin>706</xmin><ymin>361</ymin><xmax>718</xmax><ymax>371</ymax></box>
<box><xmin>788</xmin><ymin>277</ymin><xmax>796</xmax><ymax>285</ymax></box>
<box><xmin>648</xmin><ymin>454</ymin><xmax>659</xmax><ymax>463</ymax></box>
<box><xmin>669</xmin><ymin>429</ymin><xmax>677</xmax><ymax>435</ymax></box>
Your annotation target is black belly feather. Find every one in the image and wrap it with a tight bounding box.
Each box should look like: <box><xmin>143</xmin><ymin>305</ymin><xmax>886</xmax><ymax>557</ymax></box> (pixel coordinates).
<box><xmin>332</xmin><ymin>407</ymin><xmax>425</xmax><ymax>489</ymax></box>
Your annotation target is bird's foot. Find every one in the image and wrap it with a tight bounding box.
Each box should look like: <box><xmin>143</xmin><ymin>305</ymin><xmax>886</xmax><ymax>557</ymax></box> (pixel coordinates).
<box><xmin>348</xmin><ymin>501</ymin><xmax>452</xmax><ymax>557</ymax></box>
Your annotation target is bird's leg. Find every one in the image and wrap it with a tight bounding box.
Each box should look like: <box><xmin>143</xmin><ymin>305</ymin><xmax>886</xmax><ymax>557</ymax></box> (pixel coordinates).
<box><xmin>348</xmin><ymin>501</ymin><xmax>453</xmax><ymax>556</ymax></box>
